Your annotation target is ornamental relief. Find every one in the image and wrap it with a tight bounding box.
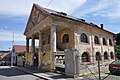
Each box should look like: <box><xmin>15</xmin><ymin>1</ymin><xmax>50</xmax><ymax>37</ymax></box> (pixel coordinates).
<box><xmin>31</xmin><ymin>7</ymin><xmax>47</xmax><ymax>27</ymax></box>
<box><xmin>26</xmin><ymin>6</ymin><xmax>48</xmax><ymax>33</ymax></box>
<box><xmin>31</xmin><ymin>8</ymin><xmax>40</xmax><ymax>26</ymax></box>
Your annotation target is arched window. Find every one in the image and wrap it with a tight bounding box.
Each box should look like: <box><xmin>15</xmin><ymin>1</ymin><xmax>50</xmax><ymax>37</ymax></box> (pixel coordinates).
<box><xmin>103</xmin><ymin>38</ymin><xmax>107</xmax><ymax>45</ymax></box>
<box><xmin>94</xmin><ymin>36</ymin><xmax>100</xmax><ymax>44</ymax></box>
<box><xmin>62</xmin><ymin>34</ymin><xmax>69</xmax><ymax>43</ymax></box>
<box><xmin>81</xmin><ymin>33</ymin><xmax>88</xmax><ymax>43</ymax></box>
<box><xmin>104</xmin><ymin>52</ymin><xmax>108</xmax><ymax>60</ymax></box>
<box><xmin>109</xmin><ymin>39</ymin><xmax>112</xmax><ymax>46</ymax></box>
<box><xmin>110</xmin><ymin>52</ymin><xmax>114</xmax><ymax>59</ymax></box>
<box><xmin>81</xmin><ymin>52</ymin><xmax>90</xmax><ymax>62</ymax></box>
<box><xmin>96</xmin><ymin>52</ymin><xmax>101</xmax><ymax>61</ymax></box>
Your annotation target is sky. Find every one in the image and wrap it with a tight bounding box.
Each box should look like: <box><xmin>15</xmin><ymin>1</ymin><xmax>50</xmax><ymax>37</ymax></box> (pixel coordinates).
<box><xmin>0</xmin><ymin>0</ymin><xmax>120</xmax><ymax>50</ymax></box>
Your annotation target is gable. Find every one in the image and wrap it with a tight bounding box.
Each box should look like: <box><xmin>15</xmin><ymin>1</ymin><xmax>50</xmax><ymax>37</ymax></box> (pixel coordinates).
<box><xmin>24</xmin><ymin>4</ymin><xmax>49</xmax><ymax>35</ymax></box>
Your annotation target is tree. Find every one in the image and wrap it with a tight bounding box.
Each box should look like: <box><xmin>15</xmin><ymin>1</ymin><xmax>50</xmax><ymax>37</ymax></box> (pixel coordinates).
<box><xmin>115</xmin><ymin>33</ymin><xmax>120</xmax><ymax>59</ymax></box>
<box><xmin>17</xmin><ymin>51</ymin><xmax>26</xmax><ymax>57</ymax></box>
<box><xmin>115</xmin><ymin>46</ymin><xmax>120</xmax><ymax>59</ymax></box>
<box><xmin>115</xmin><ymin>33</ymin><xmax>120</xmax><ymax>45</ymax></box>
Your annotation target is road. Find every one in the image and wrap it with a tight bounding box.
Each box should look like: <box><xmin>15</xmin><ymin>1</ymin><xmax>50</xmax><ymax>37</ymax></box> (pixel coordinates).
<box><xmin>0</xmin><ymin>66</ymin><xmax>41</xmax><ymax>80</ymax></box>
<box><xmin>82</xmin><ymin>72</ymin><xmax>120</xmax><ymax>80</ymax></box>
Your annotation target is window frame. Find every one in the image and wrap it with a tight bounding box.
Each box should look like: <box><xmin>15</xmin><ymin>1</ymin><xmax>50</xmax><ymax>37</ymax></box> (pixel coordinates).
<box><xmin>94</xmin><ymin>36</ymin><xmax>100</xmax><ymax>45</ymax></box>
<box><xmin>109</xmin><ymin>39</ymin><xmax>113</xmax><ymax>46</ymax></box>
<box><xmin>81</xmin><ymin>33</ymin><xmax>88</xmax><ymax>43</ymax></box>
<box><xmin>103</xmin><ymin>38</ymin><xmax>107</xmax><ymax>45</ymax></box>
<box><xmin>62</xmin><ymin>34</ymin><xmax>69</xmax><ymax>43</ymax></box>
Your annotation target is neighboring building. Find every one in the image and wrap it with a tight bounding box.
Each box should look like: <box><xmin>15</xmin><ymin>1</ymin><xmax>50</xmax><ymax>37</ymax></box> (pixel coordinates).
<box><xmin>13</xmin><ymin>45</ymin><xmax>32</xmax><ymax>66</ymax></box>
<box><xmin>13</xmin><ymin>45</ymin><xmax>31</xmax><ymax>53</ymax></box>
<box><xmin>24</xmin><ymin>3</ymin><xmax>115</xmax><ymax>70</ymax></box>
<box><xmin>0</xmin><ymin>51</ymin><xmax>11</xmax><ymax>65</ymax></box>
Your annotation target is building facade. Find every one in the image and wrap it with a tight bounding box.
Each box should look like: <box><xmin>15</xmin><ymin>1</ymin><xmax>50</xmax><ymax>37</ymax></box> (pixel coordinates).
<box><xmin>24</xmin><ymin>3</ymin><xmax>115</xmax><ymax>70</ymax></box>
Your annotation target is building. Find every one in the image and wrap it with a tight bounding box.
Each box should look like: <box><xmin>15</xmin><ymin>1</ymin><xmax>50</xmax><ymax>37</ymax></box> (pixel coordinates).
<box><xmin>13</xmin><ymin>45</ymin><xmax>32</xmax><ymax>66</ymax></box>
<box><xmin>24</xmin><ymin>3</ymin><xmax>115</xmax><ymax>70</ymax></box>
<box><xmin>0</xmin><ymin>51</ymin><xmax>11</xmax><ymax>65</ymax></box>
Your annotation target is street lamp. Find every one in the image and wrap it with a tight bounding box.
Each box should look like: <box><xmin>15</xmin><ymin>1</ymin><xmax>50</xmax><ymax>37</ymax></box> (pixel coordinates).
<box><xmin>3</xmin><ymin>27</ymin><xmax>14</xmax><ymax>66</ymax></box>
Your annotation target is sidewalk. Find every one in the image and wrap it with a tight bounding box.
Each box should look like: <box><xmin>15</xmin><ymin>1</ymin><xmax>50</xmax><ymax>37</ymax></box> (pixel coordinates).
<box><xmin>13</xmin><ymin>65</ymin><xmax>109</xmax><ymax>80</ymax></box>
<box><xmin>13</xmin><ymin>66</ymin><xmax>83</xmax><ymax>80</ymax></box>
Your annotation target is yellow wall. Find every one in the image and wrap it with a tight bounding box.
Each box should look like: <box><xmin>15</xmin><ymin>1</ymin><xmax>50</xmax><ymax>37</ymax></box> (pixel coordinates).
<box><xmin>57</xmin><ymin>28</ymin><xmax>74</xmax><ymax>51</ymax></box>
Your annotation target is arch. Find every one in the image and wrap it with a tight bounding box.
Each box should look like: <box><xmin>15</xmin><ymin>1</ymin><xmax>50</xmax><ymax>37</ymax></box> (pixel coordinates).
<box><xmin>81</xmin><ymin>33</ymin><xmax>88</xmax><ymax>43</ymax></box>
<box><xmin>81</xmin><ymin>52</ymin><xmax>90</xmax><ymax>62</ymax></box>
<box><xmin>109</xmin><ymin>39</ymin><xmax>113</xmax><ymax>46</ymax></box>
<box><xmin>94</xmin><ymin>36</ymin><xmax>100</xmax><ymax>44</ymax></box>
<box><xmin>96</xmin><ymin>52</ymin><xmax>101</xmax><ymax>61</ymax></box>
<box><xmin>103</xmin><ymin>38</ymin><xmax>107</xmax><ymax>45</ymax></box>
<box><xmin>104</xmin><ymin>52</ymin><xmax>109</xmax><ymax>60</ymax></box>
<box><xmin>110</xmin><ymin>52</ymin><xmax>114</xmax><ymax>59</ymax></box>
<box><xmin>62</xmin><ymin>34</ymin><xmax>69</xmax><ymax>43</ymax></box>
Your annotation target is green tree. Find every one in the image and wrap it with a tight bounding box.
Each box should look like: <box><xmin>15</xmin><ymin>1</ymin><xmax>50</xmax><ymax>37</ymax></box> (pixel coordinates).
<box><xmin>17</xmin><ymin>51</ymin><xmax>26</xmax><ymax>57</ymax></box>
<box><xmin>115</xmin><ymin>33</ymin><xmax>120</xmax><ymax>59</ymax></box>
<box><xmin>115</xmin><ymin>33</ymin><xmax>120</xmax><ymax>45</ymax></box>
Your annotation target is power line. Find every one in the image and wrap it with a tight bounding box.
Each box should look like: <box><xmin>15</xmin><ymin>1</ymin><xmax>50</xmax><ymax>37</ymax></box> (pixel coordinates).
<box><xmin>46</xmin><ymin>0</ymin><xmax>54</xmax><ymax>7</ymax></box>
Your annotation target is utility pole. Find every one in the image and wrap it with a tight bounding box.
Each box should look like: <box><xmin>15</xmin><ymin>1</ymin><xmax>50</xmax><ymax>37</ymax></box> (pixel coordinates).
<box><xmin>3</xmin><ymin>27</ymin><xmax>14</xmax><ymax>66</ymax></box>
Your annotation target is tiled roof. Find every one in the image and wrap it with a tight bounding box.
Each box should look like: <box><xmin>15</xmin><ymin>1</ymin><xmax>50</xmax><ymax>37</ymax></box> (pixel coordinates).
<box><xmin>13</xmin><ymin>45</ymin><xmax>31</xmax><ymax>53</ymax></box>
<box><xmin>33</xmin><ymin>3</ymin><xmax>115</xmax><ymax>35</ymax></box>
<box><xmin>0</xmin><ymin>52</ymin><xmax>10</xmax><ymax>60</ymax></box>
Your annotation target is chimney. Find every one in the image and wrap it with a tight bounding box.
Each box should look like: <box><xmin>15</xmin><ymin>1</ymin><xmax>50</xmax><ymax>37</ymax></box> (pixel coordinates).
<box><xmin>100</xmin><ymin>24</ymin><xmax>103</xmax><ymax>29</ymax></box>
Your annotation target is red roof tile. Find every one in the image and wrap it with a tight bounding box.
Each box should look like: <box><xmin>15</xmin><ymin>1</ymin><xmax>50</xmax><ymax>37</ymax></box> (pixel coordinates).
<box><xmin>13</xmin><ymin>45</ymin><xmax>31</xmax><ymax>53</ymax></box>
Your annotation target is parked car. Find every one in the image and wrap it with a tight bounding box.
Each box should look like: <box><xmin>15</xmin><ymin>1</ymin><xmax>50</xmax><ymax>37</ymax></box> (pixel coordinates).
<box><xmin>109</xmin><ymin>60</ymin><xmax>120</xmax><ymax>74</ymax></box>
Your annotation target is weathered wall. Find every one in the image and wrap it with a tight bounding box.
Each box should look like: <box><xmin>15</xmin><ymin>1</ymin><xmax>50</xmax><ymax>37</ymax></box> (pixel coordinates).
<box><xmin>57</xmin><ymin>28</ymin><xmax>74</xmax><ymax>51</ymax></box>
<box><xmin>74</xmin><ymin>23</ymin><xmax>115</xmax><ymax>64</ymax></box>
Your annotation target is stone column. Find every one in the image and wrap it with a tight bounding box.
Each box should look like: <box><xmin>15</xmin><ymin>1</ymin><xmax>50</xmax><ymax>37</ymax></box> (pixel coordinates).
<box><xmin>50</xmin><ymin>25</ymin><xmax>56</xmax><ymax>70</ymax></box>
<box><xmin>51</xmin><ymin>26</ymin><xmax>56</xmax><ymax>52</ymax></box>
<box><xmin>38</xmin><ymin>31</ymin><xmax>43</xmax><ymax>67</ymax></box>
<box><xmin>26</xmin><ymin>38</ymin><xmax>29</xmax><ymax>65</ymax></box>
<box><xmin>26</xmin><ymin>38</ymin><xmax>29</xmax><ymax>53</ymax></box>
<box><xmin>31</xmin><ymin>36</ymin><xmax>35</xmax><ymax>54</ymax></box>
<box><xmin>31</xmin><ymin>36</ymin><xmax>35</xmax><ymax>66</ymax></box>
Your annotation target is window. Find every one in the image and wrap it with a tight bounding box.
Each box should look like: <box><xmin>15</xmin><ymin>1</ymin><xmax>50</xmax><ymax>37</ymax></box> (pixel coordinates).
<box><xmin>104</xmin><ymin>52</ymin><xmax>108</xmax><ymax>60</ymax></box>
<box><xmin>81</xmin><ymin>52</ymin><xmax>90</xmax><ymax>62</ymax></box>
<box><xmin>94</xmin><ymin>36</ymin><xmax>100</xmax><ymax>44</ymax></box>
<box><xmin>96</xmin><ymin>52</ymin><xmax>101</xmax><ymax>61</ymax></box>
<box><xmin>109</xmin><ymin>39</ymin><xmax>112</xmax><ymax>46</ymax></box>
<box><xmin>81</xmin><ymin>33</ymin><xmax>88</xmax><ymax>43</ymax></box>
<box><xmin>110</xmin><ymin>52</ymin><xmax>114</xmax><ymax>59</ymax></box>
<box><xmin>62</xmin><ymin>34</ymin><xmax>69</xmax><ymax>43</ymax></box>
<box><xmin>103</xmin><ymin>38</ymin><xmax>107</xmax><ymax>45</ymax></box>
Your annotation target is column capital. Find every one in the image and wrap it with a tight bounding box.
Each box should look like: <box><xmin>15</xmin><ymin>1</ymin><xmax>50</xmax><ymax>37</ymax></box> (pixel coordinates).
<box><xmin>38</xmin><ymin>31</ymin><xmax>42</xmax><ymax>34</ymax></box>
<box><xmin>49</xmin><ymin>22</ymin><xmax>58</xmax><ymax>27</ymax></box>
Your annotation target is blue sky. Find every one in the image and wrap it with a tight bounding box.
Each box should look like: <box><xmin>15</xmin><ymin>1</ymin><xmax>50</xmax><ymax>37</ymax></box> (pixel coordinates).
<box><xmin>0</xmin><ymin>0</ymin><xmax>120</xmax><ymax>50</ymax></box>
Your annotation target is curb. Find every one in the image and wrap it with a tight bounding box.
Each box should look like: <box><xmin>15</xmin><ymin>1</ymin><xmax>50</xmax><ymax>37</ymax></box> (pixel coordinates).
<box><xmin>79</xmin><ymin>70</ymin><xmax>109</xmax><ymax>77</ymax></box>
<box><xmin>13</xmin><ymin>67</ymin><xmax>51</xmax><ymax>80</ymax></box>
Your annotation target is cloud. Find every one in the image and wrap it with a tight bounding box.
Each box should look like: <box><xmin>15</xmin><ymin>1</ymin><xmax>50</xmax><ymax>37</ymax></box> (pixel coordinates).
<box><xmin>0</xmin><ymin>0</ymin><xmax>40</xmax><ymax>16</ymax></box>
<box><xmin>0</xmin><ymin>31</ymin><xmax>25</xmax><ymax>41</ymax></box>
<box><xmin>47</xmin><ymin>0</ymin><xmax>86</xmax><ymax>13</ymax></box>
<box><xmin>0</xmin><ymin>0</ymin><xmax>86</xmax><ymax>16</ymax></box>
<box><xmin>72</xmin><ymin>0</ymin><xmax>120</xmax><ymax>20</ymax></box>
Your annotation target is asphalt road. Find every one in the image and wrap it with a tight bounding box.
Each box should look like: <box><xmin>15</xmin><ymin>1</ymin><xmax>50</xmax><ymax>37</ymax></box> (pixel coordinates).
<box><xmin>82</xmin><ymin>72</ymin><xmax>120</xmax><ymax>80</ymax></box>
<box><xmin>0</xmin><ymin>66</ymin><xmax>41</xmax><ymax>80</ymax></box>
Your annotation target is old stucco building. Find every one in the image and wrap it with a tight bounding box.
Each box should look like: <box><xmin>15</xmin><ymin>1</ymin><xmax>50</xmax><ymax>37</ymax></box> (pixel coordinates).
<box><xmin>24</xmin><ymin>3</ymin><xmax>115</xmax><ymax>70</ymax></box>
